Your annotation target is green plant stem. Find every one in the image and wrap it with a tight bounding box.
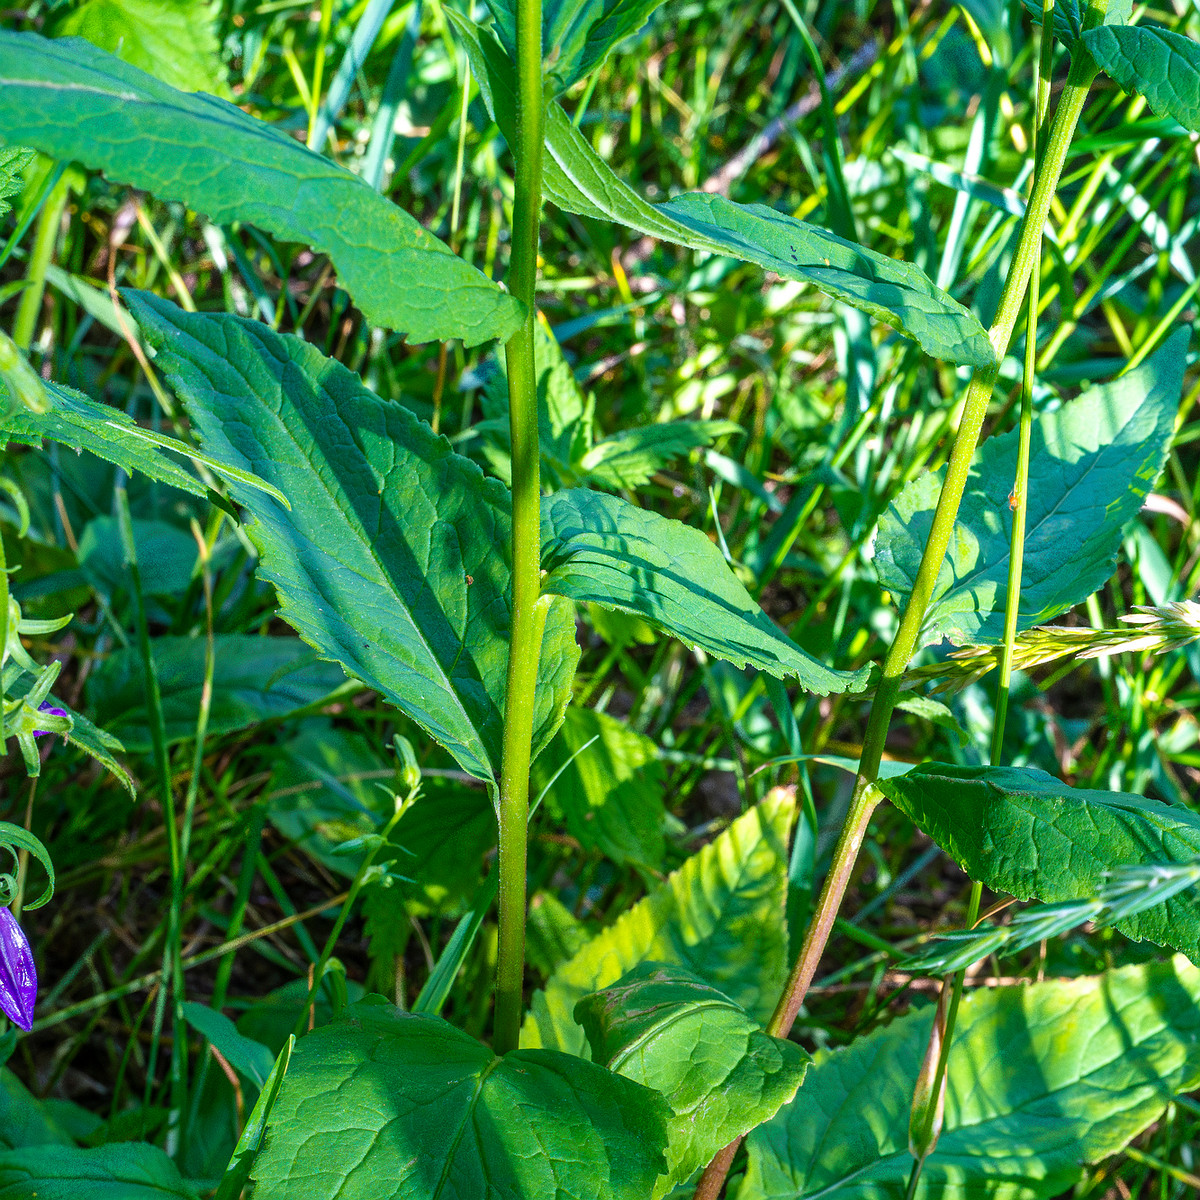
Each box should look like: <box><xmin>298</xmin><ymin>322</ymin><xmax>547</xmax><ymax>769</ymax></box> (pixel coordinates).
<box><xmin>291</xmin><ymin>802</ymin><xmax>407</xmax><ymax>1040</ymax></box>
<box><xmin>692</xmin><ymin>23</ymin><xmax>1101</xmax><ymax>1200</ymax></box>
<box><xmin>907</xmin><ymin>17</ymin><xmax>1056</xmax><ymax>1188</ymax></box>
<box><xmin>493</xmin><ymin>0</ymin><xmax>546</xmax><ymax>1058</ymax></box>
<box><xmin>12</xmin><ymin>169</ymin><xmax>70</xmax><ymax>352</ymax></box>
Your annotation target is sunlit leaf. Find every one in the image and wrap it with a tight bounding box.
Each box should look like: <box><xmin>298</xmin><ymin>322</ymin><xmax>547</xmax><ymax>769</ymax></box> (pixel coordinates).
<box><xmin>1083</xmin><ymin>25</ymin><xmax>1200</xmax><ymax>132</ymax></box>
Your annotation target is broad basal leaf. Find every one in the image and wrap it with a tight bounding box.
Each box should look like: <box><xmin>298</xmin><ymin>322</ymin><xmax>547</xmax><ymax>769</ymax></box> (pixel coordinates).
<box><xmin>874</xmin><ymin>331</ymin><xmax>1186</xmax><ymax>648</ymax></box>
<box><xmin>450</xmin><ymin>15</ymin><xmax>993</xmax><ymax>367</ymax></box>
<box><xmin>1083</xmin><ymin>25</ymin><xmax>1200</xmax><ymax>132</ymax></box>
<box><xmin>877</xmin><ymin>762</ymin><xmax>1200</xmax><ymax>961</ymax></box>
<box><xmin>53</xmin><ymin>0</ymin><xmax>228</xmax><ymax>95</ymax></box>
<box><xmin>87</xmin><ymin>635</ymin><xmax>352</xmax><ymax>749</ymax></box>
<box><xmin>522</xmin><ymin>788</ymin><xmax>794</xmax><ymax>1056</ymax></box>
<box><xmin>577</xmin><ymin>963</ymin><xmax>808</xmax><ymax>1199</ymax></box>
<box><xmin>531</xmin><ymin>705</ymin><xmax>666</xmax><ymax>869</ymax></box>
<box><xmin>0</xmin><ymin>1143</ymin><xmax>198</xmax><ymax>1199</ymax></box>
<box><xmin>541</xmin><ymin>488</ymin><xmax>867</xmax><ymax>693</ymax></box>
<box><xmin>484</xmin><ymin>0</ymin><xmax>668</xmax><ymax>92</ymax></box>
<box><xmin>251</xmin><ymin>998</ymin><xmax>669</xmax><ymax>1200</ymax></box>
<box><xmin>740</xmin><ymin>956</ymin><xmax>1200</xmax><ymax>1200</ymax></box>
<box><xmin>0</xmin><ymin>33</ymin><xmax>521</xmax><ymax>346</ymax></box>
<box><xmin>130</xmin><ymin>293</ymin><xmax>578</xmax><ymax>789</ymax></box>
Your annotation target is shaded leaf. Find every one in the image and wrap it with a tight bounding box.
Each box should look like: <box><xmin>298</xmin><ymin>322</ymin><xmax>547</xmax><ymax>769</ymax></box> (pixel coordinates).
<box><xmin>1083</xmin><ymin>25</ymin><xmax>1200</xmax><ymax>132</ymax></box>
<box><xmin>450</xmin><ymin>16</ymin><xmax>992</xmax><ymax>366</ymax></box>
<box><xmin>874</xmin><ymin>332</ymin><xmax>1186</xmax><ymax>647</ymax></box>
<box><xmin>531</xmin><ymin>705</ymin><xmax>665</xmax><ymax>869</ymax></box>
<box><xmin>0</xmin><ymin>149</ymin><xmax>33</xmax><ymax>223</ymax></box>
<box><xmin>877</xmin><ymin>762</ymin><xmax>1200</xmax><ymax>961</ymax></box>
<box><xmin>212</xmin><ymin>1037</ymin><xmax>293</xmax><ymax>1200</ymax></box>
<box><xmin>741</xmin><ymin>956</ymin><xmax>1200</xmax><ymax>1200</ymax></box>
<box><xmin>0</xmin><ymin>1143</ymin><xmax>198</xmax><ymax>1199</ymax></box>
<box><xmin>484</xmin><ymin>0</ymin><xmax>667</xmax><ymax>92</ymax></box>
<box><xmin>581</xmin><ymin>420</ymin><xmax>742</xmax><ymax>490</ymax></box>
<box><xmin>521</xmin><ymin>788</ymin><xmax>794</xmax><ymax>1056</ymax></box>
<box><xmin>129</xmin><ymin>294</ymin><xmax>578</xmax><ymax>789</ymax></box>
<box><xmin>88</xmin><ymin>635</ymin><xmax>351</xmax><ymax>750</ymax></box>
<box><xmin>53</xmin><ymin>0</ymin><xmax>227</xmax><ymax>95</ymax></box>
<box><xmin>0</xmin><ymin>33</ymin><xmax>521</xmax><ymax>346</ymax></box>
<box><xmin>251</xmin><ymin>998</ymin><xmax>669</xmax><ymax>1200</ymax></box>
<box><xmin>0</xmin><ymin>1069</ymin><xmax>74</xmax><ymax>1150</ymax></box>
<box><xmin>577</xmin><ymin>963</ymin><xmax>809</xmax><ymax>1198</ymax></box>
<box><xmin>181</xmin><ymin>1003</ymin><xmax>275</xmax><ymax>1089</ymax></box>
<box><xmin>78</xmin><ymin>517</ymin><xmax>198</xmax><ymax>598</ymax></box>
<box><xmin>527</xmin><ymin>891</ymin><xmax>590</xmax><ymax>977</ymax></box>
<box><xmin>541</xmin><ymin>488</ymin><xmax>867</xmax><ymax>693</ymax></box>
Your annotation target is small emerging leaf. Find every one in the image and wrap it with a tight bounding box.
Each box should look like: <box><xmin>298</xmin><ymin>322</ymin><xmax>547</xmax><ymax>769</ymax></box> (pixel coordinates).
<box><xmin>577</xmin><ymin>962</ymin><xmax>809</xmax><ymax>1198</ymax></box>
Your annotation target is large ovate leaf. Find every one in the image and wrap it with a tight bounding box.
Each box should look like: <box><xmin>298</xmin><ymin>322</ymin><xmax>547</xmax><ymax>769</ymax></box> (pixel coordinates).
<box><xmin>53</xmin><ymin>0</ymin><xmax>227</xmax><ymax>95</ymax></box>
<box><xmin>877</xmin><ymin>762</ymin><xmax>1200</xmax><ymax>961</ymax></box>
<box><xmin>541</xmin><ymin>488</ymin><xmax>867</xmax><ymax>694</ymax></box>
<box><xmin>484</xmin><ymin>0</ymin><xmax>666</xmax><ymax>92</ymax></box>
<box><xmin>0</xmin><ymin>1143</ymin><xmax>198</xmax><ymax>1199</ymax></box>
<box><xmin>531</xmin><ymin>705</ymin><xmax>666</xmax><ymax>869</ymax></box>
<box><xmin>521</xmin><ymin>788</ymin><xmax>795</xmax><ymax>1056</ymax></box>
<box><xmin>1083</xmin><ymin>26</ymin><xmax>1200</xmax><ymax>132</ymax></box>
<box><xmin>577</xmin><ymin>963</ymin><xmax>809</xmax><ymax>1199</ymax></box>
<box><xmin>129</xmin><ymin>293</ymin><xmax>578</xmax><ymax>789</ymax></box>
<box><xmin>740</xmin><ymin>956</ymin><xmax>1200</xmax><ymax>1200</ymax></box>
<box><xmin>0</xmin><ymin>33</ymin><xmax>521</xmax><ymax>346</ymax></box>
<box><xmin>87</xmin><ymin>635</ymin><xmax>352</xmax><ymax>749</ymax></box>
<box><xmin>874</xmin><ymin>331</ymin><xmax>1186</xmax><ymax>648</ymax></box>
<box><xmin>450</xmin><ymin>15</ymin><xmax>992</xmax><ymax>367</ymax></box>
<box><xmin>1022</xmin><ymin>0</ymin><xmax>1130</xmax><ymax>46</ymax></box>
<box><xmin>251</xmin><ymin>998</ymin><xmax>669</xmax><ymax>1200</ymax></box>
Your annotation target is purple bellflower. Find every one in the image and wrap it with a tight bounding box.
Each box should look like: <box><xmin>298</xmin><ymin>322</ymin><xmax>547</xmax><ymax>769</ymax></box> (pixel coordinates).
<box><xmin>0</xmin><ymin>906</ymin><xmax>36</xmax><ymax>1031</ymax></box>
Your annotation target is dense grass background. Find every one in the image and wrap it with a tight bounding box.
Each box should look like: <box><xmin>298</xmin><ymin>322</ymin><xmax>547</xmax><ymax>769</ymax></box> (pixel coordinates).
<box><xmin>4</xmin><ymin>0</ymin><xmax>1200</xmax><ymax>1192</ymax></box>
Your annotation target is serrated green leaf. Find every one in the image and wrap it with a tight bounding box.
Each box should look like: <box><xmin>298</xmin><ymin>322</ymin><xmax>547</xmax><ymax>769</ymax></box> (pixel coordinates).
<box><xmin>0</xmin><ymin>33</ymin><xmax>522</xmax><ymax>346</ymax></box>
<box><xmin>1082</xmin><ymin>25</ymin><xmax>1200</xmax><ymax>132</ymax></box>
<box><xmin>521</xmin><ymin>788</ymin><xmax>795</xmax><ymax>1055</ymax></box>
<box><xmin>251</xmin><ymin>998</ymin><xmax>670</xmax><ymax>1200</ymax></box>
<box><xmin>88</xmin><ymin>635</ymin><xmax>352</xmax><ymax>750</ymax></box>
<box><xmin>877</xmin><ymin>762</ymin><xmax>1200</xmax><ymax>961</ymax></box>
<box><xmin>577</xmin><ymin>963</ymin><xmax>809</xmax><ymax>1199</ymax></box>
<box><xmin>580</xmin><ymin>420</ymin><xmax>742</xmax><ymax>490</ymax></box>
<box><xmin>128</xmin><ymin>293</ymin><xmax>578</xmax><ymax>789</ymax></box>
<box><xmin>740</xmin><ymin>956</ymin><xmax>1200</xmax><ymax>1200</ymax></box>
<box><xmin>0</xmin><ymin>1143</ymin><xmax>198</xmax><ymax>1199</ymax></box>
<box><xmin>875</xmin><ymin>331</ymin><xmax>1186</xmax><ymax>648</ymax></box>
<box><xmin>484</xmin><ymin>0</ymin><xmax>667</xmax><ymax>92</ymax></box>
<box><xmin>541</xmin><ymin>488</ymin><xmax>867</xmax><ymax>693</ymax></box>
<box><xmin>531</xmin><ymin>705</ymin><xmax>665</xmax><ymax>869</ymax></box>
<box><xmin>53</xmin><ymin>0</ymin><xmax>228</xmax><ymax>95</ymax></box>
<box><xmin>0</xmin><ymin>376</ymin><xmax>286</xmax><ymax>506</ymax></box>
<box><xmin>449</xmin><ymin>14</ymin><xmax>992</xmax><ymax>367</ymax></box>
<box><xmin>0</xmin><ymin>148</ymin><xmax>33</xmax><ymax>223</ymax></box>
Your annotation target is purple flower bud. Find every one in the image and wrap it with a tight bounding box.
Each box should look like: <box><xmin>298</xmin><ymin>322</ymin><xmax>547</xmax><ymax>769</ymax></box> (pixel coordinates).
<box><xmin>33</xmin><ymin>704</ymin><xmax>68</xmax><ymax>738</ymax></box>
<box><xmin>0</xmin><ymin>907</ymin><xmax>36</xmax><ymax>1032</ymax></box>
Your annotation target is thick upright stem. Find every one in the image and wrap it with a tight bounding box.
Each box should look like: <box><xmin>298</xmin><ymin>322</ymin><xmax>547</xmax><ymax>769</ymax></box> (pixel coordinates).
<box><xmin>13</xmin><ymin>170</ymin><xmax>70</xmax><ymax>353</ymax></box>
<box><xmin>493</xmin><ymin>0</ymin><xmax>545</xmax><ymax>1058</ymax></box>
<box><xmin>693</xmin><ymin>27</ymin><xmax>1102</xmax><ymax>1200</ymax></box>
